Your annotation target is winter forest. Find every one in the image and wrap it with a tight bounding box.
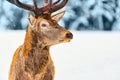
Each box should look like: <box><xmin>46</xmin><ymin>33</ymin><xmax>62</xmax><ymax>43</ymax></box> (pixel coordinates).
<box><xmin>1</xmin><ymin>1</ymin><xmax>120</xmax><ymax>80</ymax></box>
<box><xmin>0</xmin><ymin>0</ymin><xmax>120</xmax><ymax>31</ymax></box>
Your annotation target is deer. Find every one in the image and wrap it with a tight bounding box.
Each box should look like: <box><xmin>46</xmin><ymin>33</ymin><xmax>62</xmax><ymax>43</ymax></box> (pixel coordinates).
<box><xmin>7</xmin><ymin>0</ymin><xmax>73</xmax><ymax>80</ymax></box>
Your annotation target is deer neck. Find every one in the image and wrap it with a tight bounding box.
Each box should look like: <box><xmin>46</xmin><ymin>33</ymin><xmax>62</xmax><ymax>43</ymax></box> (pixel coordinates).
<box><xmin>23</xmin><ymin>27</ymin><xmax>49</xmax><ymax>57</ymax></box>
<box><xmin>22</xmin><ymin>27</ymin><xmax>50</xmax><ymax>76</ymax></box>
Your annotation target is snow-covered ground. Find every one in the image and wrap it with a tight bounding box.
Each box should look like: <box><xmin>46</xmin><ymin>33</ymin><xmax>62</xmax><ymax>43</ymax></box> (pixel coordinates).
<box><xmin>0</xmin><ymin>31</ymin><xmax>120</xmax><ymax>80</ymax></box>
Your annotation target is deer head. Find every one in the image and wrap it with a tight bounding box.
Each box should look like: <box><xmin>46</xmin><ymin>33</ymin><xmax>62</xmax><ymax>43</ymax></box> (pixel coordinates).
<box><xmin>7</xmin><ymin>0</ymin><xmax>73</xmax><ymax>46</ymax></box>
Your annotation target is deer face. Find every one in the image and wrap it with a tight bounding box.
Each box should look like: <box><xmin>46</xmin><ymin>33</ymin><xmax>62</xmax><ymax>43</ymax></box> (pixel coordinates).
<box><xmin>7</xmin><ymin>0</ymin><xmax>71</xmax><ymax>46</ymax></box>
<box><xmin>28</xmin><ymin>11</ymin><xmax>73</xmax><ymax>46</ymax></box>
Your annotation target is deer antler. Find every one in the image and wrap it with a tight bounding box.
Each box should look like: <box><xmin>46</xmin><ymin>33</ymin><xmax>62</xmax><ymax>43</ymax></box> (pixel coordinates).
<box><xmin>40</xmin><ymin>0</ymin><xmax>61</xmax><ymax>12</ymax></box>
<box><xmin>7</xmin><ymin>0</ymin><xmax>68</xmax><ymax>17</ymax></box>
<box><xmin>49</xmin><ymin>0</ymin><xmax>68</xmax><ymax>13</ymax></box>
<box><xmin>40</xmin><ymin>0</ymin><xmax>68</xmax><ymax>14</ymax></box>
<box><xmin>7</xmin><ymin>0</ymin><xmax>35</xmax><ymax>11</ymax></box>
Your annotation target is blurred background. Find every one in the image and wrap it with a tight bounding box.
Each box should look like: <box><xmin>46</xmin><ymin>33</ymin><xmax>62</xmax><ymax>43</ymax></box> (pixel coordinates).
<box><xmin>0</xmin><ymin>0</ymin><xmax>120</xmax><ymax>80</ymax></box>
<box><xmin>1</xmin><ymin>0</ymin><xmax>120</xmax><ymax>31</ymax></box>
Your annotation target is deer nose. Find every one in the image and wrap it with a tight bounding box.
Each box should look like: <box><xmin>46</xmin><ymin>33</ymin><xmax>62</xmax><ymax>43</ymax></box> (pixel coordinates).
<box><xmin>66</xmin><ymin>32</ymin><xmax>73</xmax><ymax>39</ymax></box>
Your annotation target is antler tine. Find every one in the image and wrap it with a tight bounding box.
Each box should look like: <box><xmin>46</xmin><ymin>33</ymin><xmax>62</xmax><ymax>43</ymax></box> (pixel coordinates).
<box><xmin>33</xmin><ymin>0</ymin><xmax>37</xmax><ymax>10</ymax></box>
<box><xmin>43</xmin><ymin>0</ymin><xmax>48</xmax><ymax>5</ymax></box>
<box><xmin>50</xmin><ymin>0</ymin><xmax>68</xmax><ymax>13</ymax></box>
<box><xmin>50</xmin><ymin>0</ymin><xmax>61</xmax><ymax>8</ymax></box>
<box><xmin>33</xmin><ymin>0</ymin><xmax>40</xmax><ymax>17</ymax></box>
<box><xmin>7</xmin><ymin>0</ymin><xmax>34</xmax><ymax>12</ymax></box>
<box><xmin>49</xmin><ymin>0</ymin><xmax>52</xmax><ymax>8</ymax></box>
<box><xmin>53</xmin><ymin>0</ymin><xmax>61</xmax><ymax>5</ymax></box>
<box><xmin>38</xmin><ymin>0</ymin><xmax>61</xmax><ymax>14</ymax></box>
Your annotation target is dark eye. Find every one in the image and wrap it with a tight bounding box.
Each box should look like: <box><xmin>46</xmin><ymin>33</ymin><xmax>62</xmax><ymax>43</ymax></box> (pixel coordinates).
<box><xmin>41</xmin><ymin>23</ymin><xmax>47</xmax><ymax>27</ymax></box>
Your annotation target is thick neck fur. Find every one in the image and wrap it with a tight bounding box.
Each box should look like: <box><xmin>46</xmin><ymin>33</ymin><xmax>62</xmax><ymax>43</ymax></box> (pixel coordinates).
<box><xmin>23</xmin><ymin>27</ymin><xmax>50</xmax><ymax>76</ymax></box>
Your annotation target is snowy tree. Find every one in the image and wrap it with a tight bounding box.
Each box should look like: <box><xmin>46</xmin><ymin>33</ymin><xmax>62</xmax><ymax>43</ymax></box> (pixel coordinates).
<box><xmin>0</xmin><ymin>0</ymin><xmax>120</xmax><ymax>30</ymax></box>
<box><xmin>62</xmin><ymin>0</ymin><xmax>120</xmax><ymax>31</ymax></box>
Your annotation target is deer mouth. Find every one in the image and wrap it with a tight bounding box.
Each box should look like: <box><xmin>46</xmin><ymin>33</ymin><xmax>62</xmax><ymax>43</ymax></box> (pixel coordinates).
<box><xmin>59</xmin><ymin>39</ymin><xmax>64</xmax><ymax>42</ymax></box>
<box><xmin>59</xmin><ymin>38</ymin><xmax>71</xmax><ymax>43</ymax></box>
<box><xmin>59</xmin><ymin>32</ymin><xmax>73</xmax><ymax>43</ymax></box>
<box><xmin>65</xmin><ymin>38</ymin><xmax>71</xmax><ymax>42</ymax></box>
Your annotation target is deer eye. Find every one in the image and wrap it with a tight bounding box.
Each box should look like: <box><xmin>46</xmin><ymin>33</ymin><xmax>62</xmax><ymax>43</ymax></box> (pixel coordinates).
<box><xmin>41</xmin><ymin>23</ymin><xmax>47</xmax><ymax>27</ymax></box>
<box><xmin>40</xmin><ymin>20</ymin><xmax>49</xmax><ymax>28</ymax></box>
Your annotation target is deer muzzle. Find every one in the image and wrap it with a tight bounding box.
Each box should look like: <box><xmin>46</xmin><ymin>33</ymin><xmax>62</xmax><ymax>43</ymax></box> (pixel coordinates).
<box><xmin>66</xmin><ymin>32</ymin><xmax>73</xmax><ymax>39</ymax></box>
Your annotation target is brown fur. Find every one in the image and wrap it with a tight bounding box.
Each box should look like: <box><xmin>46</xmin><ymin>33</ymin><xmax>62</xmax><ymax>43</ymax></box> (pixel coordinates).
<box><xmin>9</xmin><ymin>12</ymin><xmax>72</xmax><ymax>80</ymax></box>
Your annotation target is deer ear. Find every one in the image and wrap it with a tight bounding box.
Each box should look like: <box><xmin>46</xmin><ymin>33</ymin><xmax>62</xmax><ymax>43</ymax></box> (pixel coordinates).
<box><xmin>52</xmin><ymin>11</ymin><xmax>65</xmax><ymax>22</ymax></box>
<box><xmin>28</xmin><ymin>14</ymin><xmax>35</xmax><ymax>26</ymax></box>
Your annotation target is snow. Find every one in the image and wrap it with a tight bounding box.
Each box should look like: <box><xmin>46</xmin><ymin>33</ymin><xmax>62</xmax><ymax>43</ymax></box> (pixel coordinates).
<box><xmin>0</xmin><ymin>31</ymin><xmax>120</xmax><ymax>80</ymax></box>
